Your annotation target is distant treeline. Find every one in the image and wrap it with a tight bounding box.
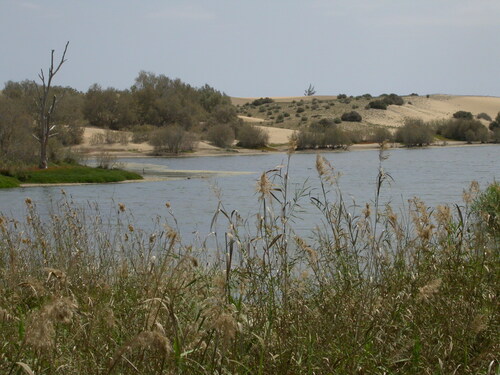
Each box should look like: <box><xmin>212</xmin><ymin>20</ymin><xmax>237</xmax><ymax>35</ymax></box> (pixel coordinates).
<box><xmin>0</xmin><ymin>72</ymin><xmax>274</xmax><ymax>165</ymax></box>
<box><xmin>1</xmin><ymin>71</ymin><xmax>234</xmax><ymax>130</ymax></box>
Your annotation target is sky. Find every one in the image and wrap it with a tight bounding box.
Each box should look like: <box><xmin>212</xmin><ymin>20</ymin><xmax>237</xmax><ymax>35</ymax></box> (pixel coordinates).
<box><xmin>1</xmin><ymin>0</ymin><xmax>500</xmax><ymax>97</ymax></box>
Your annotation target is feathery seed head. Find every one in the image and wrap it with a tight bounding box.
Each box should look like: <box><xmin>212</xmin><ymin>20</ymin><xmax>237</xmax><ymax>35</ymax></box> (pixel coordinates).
<box><xmin>256</xmin><ymin>172</ymin><xmax>272</xmax><ymax>197</ymax></box>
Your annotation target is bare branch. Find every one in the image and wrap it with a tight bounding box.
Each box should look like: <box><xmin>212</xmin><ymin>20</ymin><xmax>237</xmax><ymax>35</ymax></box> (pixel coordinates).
<box><xmin>51</xmin><ymin>41</ymin><xmax>69</xmax><ymax>77</ymax></box>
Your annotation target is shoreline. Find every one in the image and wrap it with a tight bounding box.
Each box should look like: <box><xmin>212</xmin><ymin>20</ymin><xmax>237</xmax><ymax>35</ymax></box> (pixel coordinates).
<box><xmin>13</xmin><ymin>142</ymin><xmax>497</xmax><ymax>188</ymax></box>
<box><xmin>81</xmin><ymin>140</ymin><xmax>498</xmax><ymax>159</ymax></box>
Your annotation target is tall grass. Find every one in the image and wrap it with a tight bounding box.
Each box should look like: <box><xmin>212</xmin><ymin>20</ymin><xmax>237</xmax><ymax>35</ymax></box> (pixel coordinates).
<box><xmin>0</xmin><ymin>150</ymin><xmax>498</xmax><ymax>374</ymax></box>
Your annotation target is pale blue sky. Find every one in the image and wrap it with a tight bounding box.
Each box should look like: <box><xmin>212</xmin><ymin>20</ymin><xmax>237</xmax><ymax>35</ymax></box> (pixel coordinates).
<box><xmin>1</xmin><ymin>0</ymin><xmax>499</xmax><ymax>97</ymax></box>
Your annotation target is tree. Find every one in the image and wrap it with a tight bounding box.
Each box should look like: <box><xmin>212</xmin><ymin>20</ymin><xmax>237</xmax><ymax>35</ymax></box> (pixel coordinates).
<box><xmin>304</xmin><ymin>84</ymin><xmax>316</xmax><ymax>96</ymax></box>
<box><xmin>34</xmin><ymin>41</ymin><xmax>69</xmax><ymax>168</ymax></box>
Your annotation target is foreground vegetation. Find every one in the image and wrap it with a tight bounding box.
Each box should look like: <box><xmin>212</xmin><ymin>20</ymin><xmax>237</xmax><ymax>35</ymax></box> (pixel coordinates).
<box><xmin>0</xmin><ymin>150</ymin><xmax>498</xmax><ymax>374</ymax></box>
<box><xmin>0</xmin><ymin>165</ymin><xmax>142</xmax><ymax>187</ymax></box>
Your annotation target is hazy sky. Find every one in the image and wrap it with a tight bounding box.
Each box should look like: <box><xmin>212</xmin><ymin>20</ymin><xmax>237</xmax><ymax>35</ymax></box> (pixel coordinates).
<box><xmin>1</xmin><ymin>0</ymin><xmax>500</xmax><ymax>97</ymax></box>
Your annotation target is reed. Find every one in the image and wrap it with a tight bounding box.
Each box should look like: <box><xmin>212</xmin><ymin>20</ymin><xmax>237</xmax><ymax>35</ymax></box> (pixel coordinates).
<box><xmin>0</xmin><ymin>153</ymin><xmax>498</xmax><ymax>374</ymax></box>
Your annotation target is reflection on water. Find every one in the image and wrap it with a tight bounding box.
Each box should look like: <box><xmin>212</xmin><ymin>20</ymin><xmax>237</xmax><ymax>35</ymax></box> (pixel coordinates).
<box><xmin>1</xmin><ymin>146</ymin><xmax>499</xmax><ymax>240</ymax></box>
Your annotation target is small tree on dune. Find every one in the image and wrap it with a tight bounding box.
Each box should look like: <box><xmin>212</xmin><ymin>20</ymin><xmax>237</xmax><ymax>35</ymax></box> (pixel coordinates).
<box><xmin>304</xmin><ymin>84</ymin><xmax>316</xmax><ymax>96</ymax></box>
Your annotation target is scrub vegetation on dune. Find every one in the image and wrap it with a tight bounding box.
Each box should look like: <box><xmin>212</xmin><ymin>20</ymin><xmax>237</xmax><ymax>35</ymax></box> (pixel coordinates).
<box><xmin>0</xmin><ymin>148</ymin><xmax>498</xmax><ymax>374</ymax></box>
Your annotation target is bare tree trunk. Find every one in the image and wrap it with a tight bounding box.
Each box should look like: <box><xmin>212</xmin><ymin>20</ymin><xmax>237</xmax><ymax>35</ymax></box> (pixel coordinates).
<box><xmin>34</xmin><ymin>42</ymin><xmax>69</xmax><ymax>169</ymax></box>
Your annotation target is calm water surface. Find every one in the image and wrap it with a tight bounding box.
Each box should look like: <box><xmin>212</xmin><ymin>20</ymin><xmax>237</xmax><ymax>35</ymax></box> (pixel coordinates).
<box><xmin>1</xmin><ymin>145</ymin><xmax>498</xmax><ymax>239</ymax></box>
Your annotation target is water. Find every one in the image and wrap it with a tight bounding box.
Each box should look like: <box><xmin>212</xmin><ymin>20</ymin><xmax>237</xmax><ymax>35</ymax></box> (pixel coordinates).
<box><xmin>1</xmin><ymin>145</ymin><xmax>498</xmax><ymax>239</ymax></box>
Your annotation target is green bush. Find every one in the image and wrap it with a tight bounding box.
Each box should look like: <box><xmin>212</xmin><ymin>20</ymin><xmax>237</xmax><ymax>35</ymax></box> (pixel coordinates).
<box><xmin>237</xmin><ymin>124</ymin><xmax>269</xmax><ymax>148</ymax></box>
<box><xmin>395</xmin><ymin>118</ymin><xmax>434</xmax><ymax>146</ymax></box>
<box><xmin>368</xmin><ymin>100</ymin><xmax>388</xmax><ymax>110</ymax></box>
<box><xmin>370</xmin><ymin>128</ymin><xmax>393</xmax><ymax>144</ymax></box>
<box><xmin>476</xmin><ymin>112</ymin><xmax>492</xmax><ymax>121</ymax></box>
<box><xmin>149</xmin><ymin>125</ymin><xmax>197</xmax><ymax>154</ymax></box>
<box><xmin>381</xmin><ymin>93</ymin><xmax>404</xmax><ymax>106</ymax></box>
<box><xmin>251</xmin><ymin>97</ymin><xmax>274</xmax><ymax>106</ymax></box>
<box><xmin>341</xmin><ymin>111</ymin><xmax>362</xmax><ymax>122</ymax></box>
<box><xmin>293</xmin><ymin>127</ymin><xmax>351</xmax><ymax>149</ymax></box>
<box><xmin>491</xmin><ymin>128</ymin><xmax>500</xmax><ymax>142</ymax></box>
<box><xmin>437</xmin><ymin>119</ymin><xmax>488</xmax><ymax>143</ymax></box>
<box><xmin>453</xmin><ymin>111</ymin><xmax>473</xmax><ymax>120</ymax></box>
<box><xmin>207</xmin><ymin>124</ymin><xmax>235</xmax><ymax>148</ymax></box>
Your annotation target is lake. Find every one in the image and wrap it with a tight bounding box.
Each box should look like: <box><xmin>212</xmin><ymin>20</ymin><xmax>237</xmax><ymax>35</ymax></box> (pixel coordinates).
<box><xmin>0</xmin><ymin>145</ymin><xmax>498</xmax><ymax>241</ymax></box>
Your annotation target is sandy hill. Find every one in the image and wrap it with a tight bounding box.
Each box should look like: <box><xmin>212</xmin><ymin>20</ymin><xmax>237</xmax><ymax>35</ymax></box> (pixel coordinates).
<box><xmin>233</xmin><ymin>95</ymin><xmax>500</xmax><ymax>128</ymax></box>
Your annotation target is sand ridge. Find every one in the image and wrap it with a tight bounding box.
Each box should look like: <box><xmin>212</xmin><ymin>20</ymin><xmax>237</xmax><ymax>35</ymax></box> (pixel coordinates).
<box><xmin>74</xmin><ymin>95</ymin><xmax>499</xmax><ymax>157</ymax></box>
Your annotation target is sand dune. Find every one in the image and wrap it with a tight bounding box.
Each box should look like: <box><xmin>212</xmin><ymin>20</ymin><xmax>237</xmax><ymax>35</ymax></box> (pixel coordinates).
<box><xmin>256</xmin><ymin>126</ymin><xmax>295</xmax><ymax>144</ymax></box>
<box><xmin>76</xmin><ymin>95</ymin><xmax>499</xmax><ymax>157</ymax></box>
<box><xmin>233</xmin><ymin>94</ymin><xmax>500</xmax><ymax>127</ymax></box>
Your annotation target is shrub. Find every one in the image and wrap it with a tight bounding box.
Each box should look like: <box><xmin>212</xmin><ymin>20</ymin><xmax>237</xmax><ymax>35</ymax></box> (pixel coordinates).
<box><xmin>341</xmin><ymin>111</ymin><xmax>362</xmax><ymax>122</ymax></box>
<box><xmin>309</xmin><ymin>118</ymin><xmax>335</xmax><ymax>132</ymax></box>
<box><xmin>90</xmin><ymin>132</ymin><xmax>106</xmax><ymax>145</ymax></box>
<box><xmin>368</xmin><ymin>100</ymin><xmax>388</xmax><ymax>110</ymax></box>
<box><xmin>491</xmin><ymin>128</ymin><xmax>500</xmax><ymax>142</ymax></box>
<box><xmin>292</xmin><ymin>126</ymin><xmax>351</xmax><ymax>150</ymax></box>
<box><xmin>381</xmin><ymin>93</ymin><xmax>404</xmax><ymax>106</ymax></box>
<box><xmin>370</xmin><ymin>128</ymin><xmax>393</xmax><ymax>144</ymax></box>
<box><xmin>57</xmin><ymin>125</ymin><xmax>84</xmax><ymax>146</ymax></box>
<box><xmin>476</xmin><ymin>112</ymin><xmax>492</xmax><ymax>121</ymax></box>
<box><xmin>207</xmin><ymin>124</ymin><xmax>235</xmax><ymax>148</ymax></box>
<box><xmin>473</xmin><ymin>182</ymin><xmax>500</xmax><ymax>236</ymax></box>
<box><xmin>149</xmin><ymin>125</ymin><xmax>197</xmax><ymax>154</ymax></box>
<box><xmin>237</xmin><ymin>124</ymin><xmax>269</xmax><ymax>148</ymax></box>
<box><xmin>337</xmin><ymin>94</ymin><xmax>347</xmax><ymax>99</ymax></box>
<box><xmin>395</xmin><ymin>118</ymin><xmax>434</xmax><ymax>146</ymax></box>
<box><xmin>131</xmin><ymin>124</ymin><xmax>155</xmax><ymax>143</ymax></box>
<box><xmin>296</xmin><ymin>107</ymin><xmax>305</xmax><ymax>113</ymax></box>
<box><xmin>453</xmin><ymin>111</ymin><xmax>473</xmax><ymax>120</ymax></box>
<box><xmin>488</xmin><ymin>112</ymin><xmax>500</xmax><ymax>130</ymax></box>
<box><xmin>437</xmin><ymin>119</ymin><xmax>488</xmax><ymax>143</ymax></box>
<box><xmin>251</xmin><ymin>97</ymin><xmax>274</xmax><ymax>106</ymax></box>
<box><xmin>334</xmin><ymin>117</ymin><xmax>341</xmax><ymax>124</ymax></box>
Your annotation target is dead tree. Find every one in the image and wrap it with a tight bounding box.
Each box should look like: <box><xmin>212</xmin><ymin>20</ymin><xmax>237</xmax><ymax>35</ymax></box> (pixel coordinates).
<box><xmin>34</xmin><ymin>41</ymin><xmax>69</xmax><ymax>169</ymax></box>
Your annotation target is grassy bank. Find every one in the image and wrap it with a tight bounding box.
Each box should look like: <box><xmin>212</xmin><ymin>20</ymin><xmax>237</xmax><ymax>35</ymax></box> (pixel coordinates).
<box><xmin>0</xmin><ymin>165</ymin><xmax>142</xmax><ymax>187</ymax></box>
<box><xmin>0</xmin><ymin>174</ymin><xmax>20</xmax><ymax>188</ymax></box>
<box><xmin>0</xmin><ymin>152</ymin><xmax>498</xmax><ymax>374</ymax></box>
